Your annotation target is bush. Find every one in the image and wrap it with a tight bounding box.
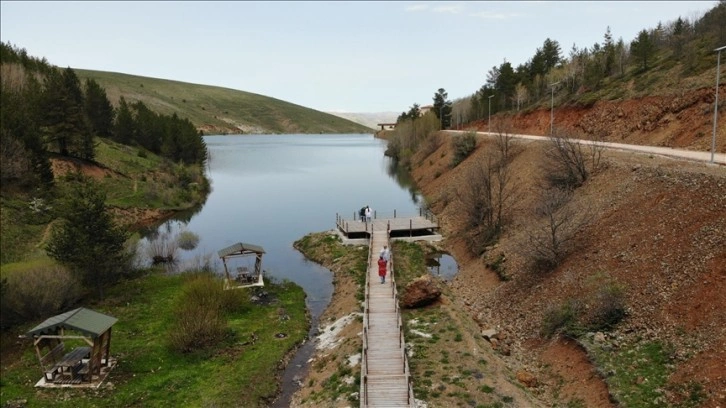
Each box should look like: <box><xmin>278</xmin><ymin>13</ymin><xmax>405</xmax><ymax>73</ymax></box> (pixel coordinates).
<box><xmin>526</xmin><ymin>187</ymin><xmax>591</xmax><ymax>272</ymax></box>
<box><xmin>486</xmin><ymin>252</ymin><xmax>508</xmax><ymax>281</ymax></box>
<box><xmin>168</xmin><ymin>273</ymin><xmax>245</xmax><ymax>353</ymax></box>
<box><xmin>0</xmin><ymin>265</ymin><xmax>82</xmax><ymax>329</ymax></box>
<box><xmin>586</xmin><ymin>283</ymin><xmax>626</xmax><ymax>331</ymax></box>
<box><xmin>177</xmin><ymin>230</ymin><xmax>200</xmax><ymax>251</ymax></box>
<box><xmin>451</xmin><ymin>132</ymin><xmax>477</xmax><ymax>167</ymax></box>
<box><xmin>145</xmin><ymin>231</ymin><xmax>179</xmax><ymax>265</ymax></box>
<box><xmin>540</xmin><ymin>299</ymin><xmax>583</xmax><ymax>338</ymax></box>
<box><xmin>168</xmin><ymin>301</ymin><xmax>228</xmax><ymax>353</ymax></box>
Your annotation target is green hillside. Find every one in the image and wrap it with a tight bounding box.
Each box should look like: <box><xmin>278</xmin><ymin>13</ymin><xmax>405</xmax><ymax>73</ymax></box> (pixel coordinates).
<box><xmin>74</xmin><ymin>69</ymin><xmax>373</xmax><ymax>135</ymax></box>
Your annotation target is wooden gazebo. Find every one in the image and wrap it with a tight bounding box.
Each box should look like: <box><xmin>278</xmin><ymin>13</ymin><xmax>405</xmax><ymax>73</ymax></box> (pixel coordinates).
<box><xmin>27</xmin><ymin>307</ymin><xmax>117</xmax><ymax>386</ymax></box>
<box><xmin>218</xmin><ymin>242</ymin><xmax>266</xmax><ymax>290</ymax></box>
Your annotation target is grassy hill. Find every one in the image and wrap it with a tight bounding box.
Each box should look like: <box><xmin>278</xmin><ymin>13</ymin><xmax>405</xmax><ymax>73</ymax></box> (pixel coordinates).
<box><xmin>74</xmin><ymin>69</ymin><xmax>373</xmax><ymax>135</ymax></box>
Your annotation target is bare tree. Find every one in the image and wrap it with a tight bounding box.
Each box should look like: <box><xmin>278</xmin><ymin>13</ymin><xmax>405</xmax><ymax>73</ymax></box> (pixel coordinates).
<box><xmin>455</xmin><ymin>126</ymin><xmax>519</xmax><ymax>254</ymax></box>
<box><xmin>526</xmin><ymin>187</ymin><xmax>590</xmax><ymax>272</ymax></box>
<box><xmin>0</xmin><ymin>131</ymin><xmax>31</xmax><ymax>182</ymax></box>
<box><xmin>544</xmin><ymin>129</ymin><xmax>604</xmax><ymax>189</ymax></box>
<box><xmin>514</xmin><ymin>83</ymin><xmax>528</xmax><ymax>111</ymax></box>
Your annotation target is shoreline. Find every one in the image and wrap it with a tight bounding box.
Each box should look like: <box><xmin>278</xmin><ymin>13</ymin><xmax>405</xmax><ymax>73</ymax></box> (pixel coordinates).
<box><xmin>287</xmin><ymin>231</ymin><xmax>367</xmax><ymax>407</ymax></box>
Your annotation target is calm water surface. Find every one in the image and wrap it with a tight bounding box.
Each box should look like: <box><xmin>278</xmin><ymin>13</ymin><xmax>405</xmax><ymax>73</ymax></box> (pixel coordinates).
<box><xmin>149</xmin><ymin>133</ymin><xmax>422</xmax><ymax>316</ymax></box>
<box><xmin>142</xmin><ymin>134</ymin><xmax>422</xmax><ymax>403</ymax></box>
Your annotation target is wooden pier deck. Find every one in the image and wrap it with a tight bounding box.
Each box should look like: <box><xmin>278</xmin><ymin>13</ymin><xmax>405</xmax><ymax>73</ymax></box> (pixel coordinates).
<box><xmin>336</xmin><ymin>209</ymin><xmax>439</xmax><ymax>239</ymax></box>
<box><xmin>360</xmin><ymin>223</ymin><xmax>414</xmax><ymax>407</ymax></box>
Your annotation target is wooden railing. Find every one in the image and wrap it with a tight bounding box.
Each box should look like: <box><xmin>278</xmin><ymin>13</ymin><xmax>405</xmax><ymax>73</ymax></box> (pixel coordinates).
<box><xmin>359</xmin><ymin>227</ymin><xmax>414</xmax><ymax>407</ymax></box>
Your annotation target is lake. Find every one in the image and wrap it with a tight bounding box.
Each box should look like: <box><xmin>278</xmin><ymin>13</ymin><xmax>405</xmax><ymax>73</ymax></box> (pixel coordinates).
<box><xmin>141</xmin><ymin>133</ymin><xmax>423</xmax><ymax>321</ymax></box>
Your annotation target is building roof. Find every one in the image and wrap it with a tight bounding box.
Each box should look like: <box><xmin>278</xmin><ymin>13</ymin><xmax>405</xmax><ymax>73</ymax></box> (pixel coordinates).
<box><xmin>27</xmin><ymin>307</ymin><xmax>118</xmax><ymax>339</ymax></box>
<box><xmin>218</xmin><ymin>242</ymin><xmax>266</xmax><ymax>258</ymax></box>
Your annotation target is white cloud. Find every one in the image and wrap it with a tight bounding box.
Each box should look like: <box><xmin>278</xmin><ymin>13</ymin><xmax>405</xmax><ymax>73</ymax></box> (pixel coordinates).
<box><xmin>432</xmin><ymin>5</ymin><xmax>464</xmax><ymax>14</ymax></box>
<box><xmin>469</xmin><ymin>10</ymin><xmax>520</xmax><ymax>20</ymax></box>
<box><xmin>404</xmin><ymin>4</ymin><xmax>429</xmax><ymax>12</ymax></box>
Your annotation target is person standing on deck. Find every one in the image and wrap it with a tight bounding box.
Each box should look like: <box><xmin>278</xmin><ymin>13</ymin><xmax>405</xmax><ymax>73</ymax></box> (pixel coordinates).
<box><xmin>365</xmin><ymin>206</ymin><xmax>372</xmax><ymax>223</ymax></box>
<box><xmin>380</xmin><ymin>245</ymin><xmax>390</xmax><ymax>263</ymax></box>
<box><xmin>377</xmin><ymin>254</ymin><xmax>387</xmax><ymax>284</ymax></box>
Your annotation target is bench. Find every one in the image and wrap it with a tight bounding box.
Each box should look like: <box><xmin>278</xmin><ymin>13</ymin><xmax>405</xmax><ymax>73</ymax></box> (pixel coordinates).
<box><xmin>236</xmin><ymin>267</ymin><xmax>251</xmax><ymax>282</ymax></box>
<box><xmin>40</xmin><ymin>342</ymin><xmax>66</xmax><ymax>381</ymax></box>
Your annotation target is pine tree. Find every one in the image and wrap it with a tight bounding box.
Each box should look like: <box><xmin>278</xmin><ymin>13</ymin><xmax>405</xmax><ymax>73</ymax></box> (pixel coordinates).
<box><xmin>631</xmin><ymin>29</ymin><xmax>655</xmax><ymax>71</ymax></box>
<box><xmin>84</xmin><ymin>78</ymin><xmax>114</xmax><ymax>138</ymax></box>
<box><xmin>113</xmin><ymin>96</ymin><xmax>135</xmax><ymax>145</ymax></box>
<box><xmin>40</xmin><ymin>67</ymin><xmax>93</xmax><ymax>159</ymax></box>
<box><xmin>45</xmin><ymin>174</ymin><xmax>129</xmax><ymax>299</ymax></box>
<box><xmin>432</xmin><ymin>88</ymin><xmax>452</xmax><ymax>130</ymax></box>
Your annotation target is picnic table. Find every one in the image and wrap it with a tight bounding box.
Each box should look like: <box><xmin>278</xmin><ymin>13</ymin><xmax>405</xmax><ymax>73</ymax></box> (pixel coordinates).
<box><xmin>53</xmin><ymin>346</ymin><xmax>91</xmax><ymax>381</ymax></box>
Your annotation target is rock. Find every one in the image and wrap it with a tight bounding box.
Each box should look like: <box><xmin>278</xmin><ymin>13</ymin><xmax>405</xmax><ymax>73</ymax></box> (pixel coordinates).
<box><xmin>481</xmin><ymin>328</ymin><xmax>498</xmax><ymax>341</ymax></box>
<box><xmin>499</xmin><ymin>344</ymin><xmax>511</xmax><ymax>356</ymax></box>
<box><xmin>400</xmin><ymin>275</ymin><xmax>442</xmax><ymax>308</ymax></box>
<box><xmin>594</xmin><ymin>332</ymin><xmax>606</xmax><ymax>343</ymax></box>
<box><xmin>516</xmin><ymin>370</ymin><xmax>538</xmax><ymax>387</ymax></box>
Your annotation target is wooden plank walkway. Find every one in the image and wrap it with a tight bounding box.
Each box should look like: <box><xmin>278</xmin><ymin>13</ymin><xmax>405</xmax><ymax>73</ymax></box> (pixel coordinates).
<box><xmin>338</xmin><ymin>216</ymin><xmax>437</xmax><ymax>235</ymax></box>
<box><xmin>360</xmin><ymin>222</ymin><xmax>414</xmax><ymax>407</ymax></box>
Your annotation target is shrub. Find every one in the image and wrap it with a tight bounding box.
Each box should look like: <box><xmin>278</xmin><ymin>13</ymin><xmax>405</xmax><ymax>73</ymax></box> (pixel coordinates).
<box><xmin>168</xmin><ymin>301</ymin><xmax>228</xmax><ymax>353</ymax></box>
<box><xmin>486</xmin><ymin>252</ymin><xmax>509</xmax><ymax>281</ymax></box>
<box><xmin>543</xmin><ymin>129</ymin><xmax>604</xmax><ymax>189</ymax></box>
<box><xmin>526</xmin><ymin>187</ymin><xmax>591</xmax><ymax>272</ymax></box>
<box><xmin>450</xmin><ymin>132</ymin><xmax>477</xmax><ymax>167</ymax></box>
<box><xmin>419</xmin><ymin>132</ymin><xmax>442</xmax><ymax>158</ymax></box>
<box><xmin>177</xmin><ymin>230</ymin><xmax>200</xmax><ymax>251</ymax></box>
<box><xmin>168</xmin><ymin>273</ymin><xmax>245</xmax><ymax>353</ymax></box>
<box><xmin>145</xmin><ymin>231</ymin><xmax>179</xmax><ymax>265</ymax></box>
<box><xmin>541</xmin><ymin>299</ymin><xmax>583</xmax><ymax>338</ymax></box>
<box><xmin>0</xmin><ymin>265</ymin><xmax>82</xmax><ymax>329</ymax></box>
<box><xmin>586</xmin><ymin>283</ymin><xmax>626</xmax><ymax>331</ymax></box>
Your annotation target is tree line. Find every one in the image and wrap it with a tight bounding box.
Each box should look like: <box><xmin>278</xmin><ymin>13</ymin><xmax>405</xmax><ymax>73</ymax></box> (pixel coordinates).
<box><xmin>388</xmin><ymin>1</ymin><xmax>724</xmax><ymax>155</ymax></box>
<box><xmin>0</xmin><ymin>41</ymin><xmax>208</xmax><ymax>189</ymax></box>
<box><xmin>453</xmin><ymin>1</ymin><xmax>726</xmax><ymax>125</ymax></box>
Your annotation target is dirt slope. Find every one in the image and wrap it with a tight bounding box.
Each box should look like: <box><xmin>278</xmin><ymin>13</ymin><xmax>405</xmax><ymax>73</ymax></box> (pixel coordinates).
<box><xmin>408</xmin><ymin>89</ymin><xmax>726</xmax><ymax>406</ymax></box>
<box><xmin>464</xmin><ymin>85</ymin><xmax>726</xmax><ymax>153</ymax></box>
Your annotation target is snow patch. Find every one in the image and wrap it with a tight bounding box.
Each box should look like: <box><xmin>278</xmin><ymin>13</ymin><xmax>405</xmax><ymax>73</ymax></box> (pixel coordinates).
<box><xmin>410</xmin><ymin>329</ymin><xmax>432</xmax><ymax>338</ymax></box>
<box><xmin>316</xmin><ymin>313</ymin><xmax>360</xmax><ymax>351</ymax></box>
<box><xmin>347</xmin><ymin>353</ymin><xmax>361</xmax><ymax>367</ymax></box>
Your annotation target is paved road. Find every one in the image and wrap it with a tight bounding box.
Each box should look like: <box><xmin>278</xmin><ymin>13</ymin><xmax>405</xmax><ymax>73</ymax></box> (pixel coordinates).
<box><xmin>444</xmin><ymin>130</ymin><xmax>726</xmax><ymax>166</ymax></box>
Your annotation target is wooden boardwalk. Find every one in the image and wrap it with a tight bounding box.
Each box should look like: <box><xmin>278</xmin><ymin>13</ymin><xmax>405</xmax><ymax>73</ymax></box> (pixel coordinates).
<box><xmin>360</xmin><ymin>222</ymin><xmax>414</xmax><ymax>407</ymax></box>
<box><xmin>336</xmin><ymin>209</ymin><xmax>439</xmax><ymax>239</ymax></box>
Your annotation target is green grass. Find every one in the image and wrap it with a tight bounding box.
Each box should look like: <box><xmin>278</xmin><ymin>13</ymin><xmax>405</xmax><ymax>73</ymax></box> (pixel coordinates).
<box><xmin>390</xmin><ymin>241</ymin><xmax>427</xmax><ymax>288</ymax></box>
<box><xmin>0</xmin><ymin>137</ymin><xmax>209</xmax><ymax>267</ymax></box>
<box><xmin>586</xmin><ymin>340</ymin><xmax>675</xmax><ymax>407</ymax></box>
<box><xmin>0</xmin><ymin>196</ymin><xmax>50</xmax><ymax>264</ymax></box>
<box><xmin>75</xmin><ymin>69</ymin><xmax>374</xmax><ymax>135</ymax></box>
<box><xmin>0</xmin><ymin>272</ymin><xmax>309</xmax><ymax>407</ymax></box>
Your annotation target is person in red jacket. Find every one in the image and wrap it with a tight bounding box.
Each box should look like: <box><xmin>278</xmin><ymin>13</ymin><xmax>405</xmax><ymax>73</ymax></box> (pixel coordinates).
<box><xmin>378</xmin><ymin>254</ymin><xmax>387</xmax><ymax>284</ymax></box>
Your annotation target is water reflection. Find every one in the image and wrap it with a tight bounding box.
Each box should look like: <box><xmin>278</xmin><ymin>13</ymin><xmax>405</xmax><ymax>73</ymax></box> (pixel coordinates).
<box><xmin>385</xmin><ymin>157</ymin><xmax>420</xmax><ymax>204</ymax></box>
<box><xmin>138</xmin><ymin>134</ymin><xmax>425</xmax><ymax>406</ymax></box>
<box><xmin>138</xmin><ymin>134</ymin><xmax>423</xmax><ymax>313</ymax></box>
<box><xmin>426</xmin><ymin>252</ymin><xmax>459</xmax><ymax>280</ymax></box>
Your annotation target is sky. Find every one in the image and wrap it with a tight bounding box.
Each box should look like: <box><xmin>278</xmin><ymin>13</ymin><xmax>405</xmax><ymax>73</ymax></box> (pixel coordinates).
<box><xmin>0</xmin><ymin>1</ymin><xmax>719</xmax><ymax>113</ymax></box>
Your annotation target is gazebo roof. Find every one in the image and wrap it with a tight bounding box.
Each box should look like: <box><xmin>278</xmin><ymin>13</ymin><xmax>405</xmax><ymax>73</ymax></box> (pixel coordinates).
<box><xmin>218</xmin><ymin>242</ymin><xmax>265</xmax><ymax>258</ymax></box>
<box><xmin>27</xmin><ymin>307</ymin><xmax>117</xmax><ymax>339</ymax></box>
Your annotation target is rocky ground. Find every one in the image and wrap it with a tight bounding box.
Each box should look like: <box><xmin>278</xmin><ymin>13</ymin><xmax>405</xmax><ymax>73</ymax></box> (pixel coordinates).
<box><xmin>419</xmin><ymin>142</ymin><xmax>724</xmax><ymax>407</ymax></box>
<box><xmin>291</xmin><ymin>86</ymin><xmax>725</xmax><ymax>407</ymax></box>
<box><xmin>409</xmin><ymin>101</ymin><xmax>725</xmax><ymax>406</ymax></box>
